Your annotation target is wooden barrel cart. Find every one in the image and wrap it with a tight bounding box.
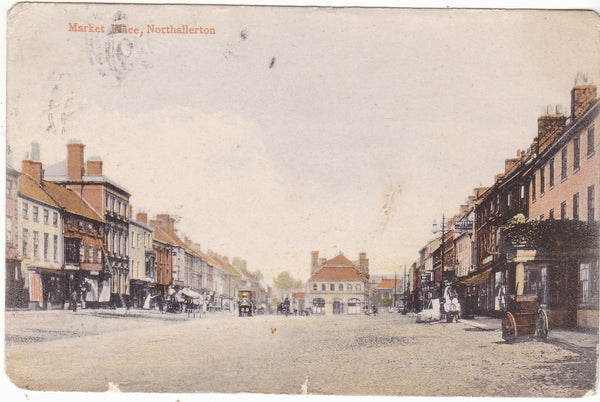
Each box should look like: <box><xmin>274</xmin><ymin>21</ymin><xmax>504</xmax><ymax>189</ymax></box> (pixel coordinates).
<box><xmin>502</xmin><ymin>296</ymin><xmax>549</xmax><ymax>343</ymax></box>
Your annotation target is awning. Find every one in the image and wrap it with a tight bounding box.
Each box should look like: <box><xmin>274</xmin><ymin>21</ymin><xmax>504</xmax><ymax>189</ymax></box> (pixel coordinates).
<box><xmin>454</xmin><ymin>267</ymin><xmax>493</xmax><ymax>286</ymax></box>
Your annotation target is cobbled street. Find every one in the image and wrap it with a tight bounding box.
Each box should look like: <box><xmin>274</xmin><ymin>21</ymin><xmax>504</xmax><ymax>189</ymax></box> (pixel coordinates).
<box><xmin>4</xmin><ymin>310</ymin><xmax>598</xmax><ymax>397</ymax></box>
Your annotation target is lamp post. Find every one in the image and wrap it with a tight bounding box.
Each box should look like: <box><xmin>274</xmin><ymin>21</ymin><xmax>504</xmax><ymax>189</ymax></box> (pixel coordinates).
<box><xmin>432</xmin><ymin>214</ymin><xmax>446</xmax><ymax>297</ymax></box>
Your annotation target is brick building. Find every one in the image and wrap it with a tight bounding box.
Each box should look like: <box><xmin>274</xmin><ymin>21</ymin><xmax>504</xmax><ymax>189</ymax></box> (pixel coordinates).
<box><xmin>307</xmin><ymin>252</ymin><xmax>370</xmax><ymax>315</ymax></box>
<box><xmin>507</xmin><ymin>74</ymin><xmax>600</xmax><ymax>328</ymax></box>
<box><xmin>45</xmin><ymin>140</ymin><xmax>131</xmax><ymax>306</ymax></box>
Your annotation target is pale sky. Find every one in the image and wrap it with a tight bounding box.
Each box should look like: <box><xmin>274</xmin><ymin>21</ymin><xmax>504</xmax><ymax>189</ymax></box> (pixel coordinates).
<box><xmin>6</xmin><ymin>4</ymin><xmax>600</xmax><ymax>285</ymax></box>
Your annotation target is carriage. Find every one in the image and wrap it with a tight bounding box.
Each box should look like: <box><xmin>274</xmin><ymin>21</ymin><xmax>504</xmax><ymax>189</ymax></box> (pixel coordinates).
<box><xmin>501</xmin><ymin>295</ymin><xmax>549</xmax><ymax>343</ymax></box>
<box><xmin>238</xmin><ymin>289</ymin><xmax>254</xmax><ymax>317</ymax></box>
<box><xmin>166</xmin><ymin>288</ymin><xmax>201</xmax><ymax>316</ymax></box>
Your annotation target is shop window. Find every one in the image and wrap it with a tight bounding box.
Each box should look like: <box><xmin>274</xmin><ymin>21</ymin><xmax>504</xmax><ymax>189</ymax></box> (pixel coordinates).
<box><xmin>80</xmin><ymin>242</ymin><xmax>85</xmax><ymax>262</ymax></box>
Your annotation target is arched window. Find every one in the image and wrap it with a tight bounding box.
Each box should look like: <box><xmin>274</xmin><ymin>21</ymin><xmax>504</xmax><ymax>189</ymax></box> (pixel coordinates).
<box><xmin>356</xmin><ymin>284</ymin><xmax>361</xmax><ymax>292</ymax></box>
<box><xmin>321</xmin><ymin>283</ymin><xmax>326</xmax><ymax>291</ymax></box>
<box><xmin>348</xmin><ymin>284</ymin><xmax>352</xmax><ymax>292</ymax></box>
<box><xmin>348</xmin><ymin>298</ymin><xmax>361</xmax><ymax>314</ymax></box>
<box><xmin>313</xmin><ymin>283</ymin><xmax>317</xmax><ymax>291</ymax></box>
<box><xmin>330</xmin><ymin>284</ymin><xmax>335</xmax><ymax>291</ymax></box>
<box><xmin>339</xmin><ymin>283</ymin><xmax>344</xmax><ymax>291</ymax></box>
<box><xmin>312</xmin><ymin>298</ymin><xmax>325</xmax><ymax>314</ymax></box>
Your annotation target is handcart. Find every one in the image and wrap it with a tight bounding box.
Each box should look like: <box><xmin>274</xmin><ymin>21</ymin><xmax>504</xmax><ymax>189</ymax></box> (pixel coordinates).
<box><xmin>502</xmin><ymin>295</ymin><xmax>548</xmax><ymax>343</ymax></box>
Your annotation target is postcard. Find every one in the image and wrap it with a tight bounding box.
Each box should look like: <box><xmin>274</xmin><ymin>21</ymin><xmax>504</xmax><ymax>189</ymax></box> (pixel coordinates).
<box><xmin>4</xmin><ymin>2</ymin><xmax>599</xmax><ymax>398</ymax></box>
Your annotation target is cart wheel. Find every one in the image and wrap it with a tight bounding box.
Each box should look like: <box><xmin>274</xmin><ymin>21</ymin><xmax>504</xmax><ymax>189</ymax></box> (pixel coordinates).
<box><xmin>502</xmin><ymin>312</ymin><xmax>517</xmax><ymax>343</ymax></box>
<box><xmin>535</xmin><ymin>309</ymin><xmax>549</xmax><ymax>341</ymax></box>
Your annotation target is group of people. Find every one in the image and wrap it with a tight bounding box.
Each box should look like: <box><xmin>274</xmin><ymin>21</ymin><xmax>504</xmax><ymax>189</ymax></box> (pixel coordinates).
<box><xmin>364</xmin><ymin>305</ymin><xmax>378</xmax><ymax>316</ymax></box>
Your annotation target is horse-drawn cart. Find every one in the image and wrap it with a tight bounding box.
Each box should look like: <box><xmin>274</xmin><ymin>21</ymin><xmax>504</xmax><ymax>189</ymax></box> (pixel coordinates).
<box><xmin>238</xmin><ymin>289</ymin><xmax>254</xmax><ymax>317</ymax></box>
<box><xmin>501</xmin><ymin>295</ymin><xmax>548</xmax><ymax>343</ymax></box>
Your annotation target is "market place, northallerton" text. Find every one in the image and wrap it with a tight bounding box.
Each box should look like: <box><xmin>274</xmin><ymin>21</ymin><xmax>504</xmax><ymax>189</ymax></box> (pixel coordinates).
<box><xmin>68</xmin><ymin>23</ymin><xmax>216</xmax><ymax>36</ymax></box>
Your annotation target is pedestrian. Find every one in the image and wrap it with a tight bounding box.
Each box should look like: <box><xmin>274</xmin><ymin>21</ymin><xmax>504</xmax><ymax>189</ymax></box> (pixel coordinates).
<box><xmin>157</xmin><ymin>293</ymin><xmax>164</xmax><ymax>313</ymax></box>
<box><xmin>70</xmin><ymin>288</ymin><xmax>78</xmax><ymax>312</ymax></box>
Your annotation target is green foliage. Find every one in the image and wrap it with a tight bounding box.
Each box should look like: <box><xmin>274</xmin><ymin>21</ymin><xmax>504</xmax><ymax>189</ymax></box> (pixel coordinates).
<box><xmin>503</xmin><ymin>214</ymin><xmax>599</xmax><ymax>250</ymax></box>
<box><xmin>273</xmin><ymin>271</ymin><xmax>303</xmax><ymax>291</ymax></box>
<box><xmin>375</xmin><ymin>291</ymin><xmax>393</xmax><ymax>307</ymax></box>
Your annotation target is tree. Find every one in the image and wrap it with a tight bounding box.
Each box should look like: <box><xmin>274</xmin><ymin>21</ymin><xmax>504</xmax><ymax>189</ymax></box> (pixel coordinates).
<box><xmin>273</xmin><ymin>271</ymin><xmax>302</xmax><ymax>291</ymax></box>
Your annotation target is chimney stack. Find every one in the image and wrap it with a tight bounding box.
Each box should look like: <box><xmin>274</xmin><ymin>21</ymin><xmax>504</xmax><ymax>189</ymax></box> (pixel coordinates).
<box><xmin>87</xmin><ymin>156</ymin><xmax>103</xmax><ymax>176</ymax></box>
<box><xmin>67</xmin><ymin>140</ymin><xmax>85</xmax><ymax>180</ymax></box>
<box><xmin>156</xmin><ymin>214</ymin><xmax>175</xmax><ymax>232</ymax></box>
<box><xmin>136</xmin><ymin>212</ymin><xmax>148</xmax><ymax>224</ymax></box>
<box><xmin>311</xmin><ymin>251</ymin><xmax>319</xmax><ymax>275</ymax></box>
<box><xmin>537</xmin><ymin>105</ymin><xmax>567</xmax><ymax>154</ymax></box>
<box><xmin>505</xmin><ymin>157</ymin><xmax>520</xmax><ymax>174</ymax></box>
<box><xmin>571</xmin><ymin>73</ymin><xmax>597</xmax><ymax>121</ymax></box>
<box><xmin>22</xmin><ymin>159</ymin><xmax>43</xmax><ymax>183</ymax></box>
<box><xmin>359</xmin><ymin>252</ymin><xmax>369</xmax><ymax>278</ymax></box>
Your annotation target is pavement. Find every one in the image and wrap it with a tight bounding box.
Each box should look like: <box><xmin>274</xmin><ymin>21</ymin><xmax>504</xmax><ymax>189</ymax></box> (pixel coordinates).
<box><xmin>460</xmin><ymin>315</ymin><xmax>599</xmax><ymax>351</ymax></box>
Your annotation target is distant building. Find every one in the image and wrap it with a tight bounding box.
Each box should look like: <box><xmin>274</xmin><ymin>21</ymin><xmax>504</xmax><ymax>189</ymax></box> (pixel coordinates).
<box><xmin>373</xmin><ymin>278</ymin><xmax>402</xmax><ymax>308</ymax></box>
<box><xmin>129</xmin><ymin>212</ymin><xmax>155</xmax><ymax>308</ymax></box>
<box><xmin>6</xmin><ymin>165</ymin><xmax>23</xmax><ymax>307</ymax></box>
<box><xmin>307</xmin><ymin>252</ymin><xmax>370</xmax><ymax>315</ymax></box>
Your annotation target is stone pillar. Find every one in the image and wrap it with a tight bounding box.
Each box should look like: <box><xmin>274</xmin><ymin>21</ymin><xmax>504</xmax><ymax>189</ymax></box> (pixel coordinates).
<box><xmin>515</xmin><ymin>262</ymin><xmax>525</xmax><ymax>297</ymax></box>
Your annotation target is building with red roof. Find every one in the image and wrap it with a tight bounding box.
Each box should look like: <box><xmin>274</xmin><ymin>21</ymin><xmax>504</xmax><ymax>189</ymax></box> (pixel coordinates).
<box><xmin>306</xmin><ymin>252</ymin><xmax>370</xmax><ymax>315</ymax></box>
